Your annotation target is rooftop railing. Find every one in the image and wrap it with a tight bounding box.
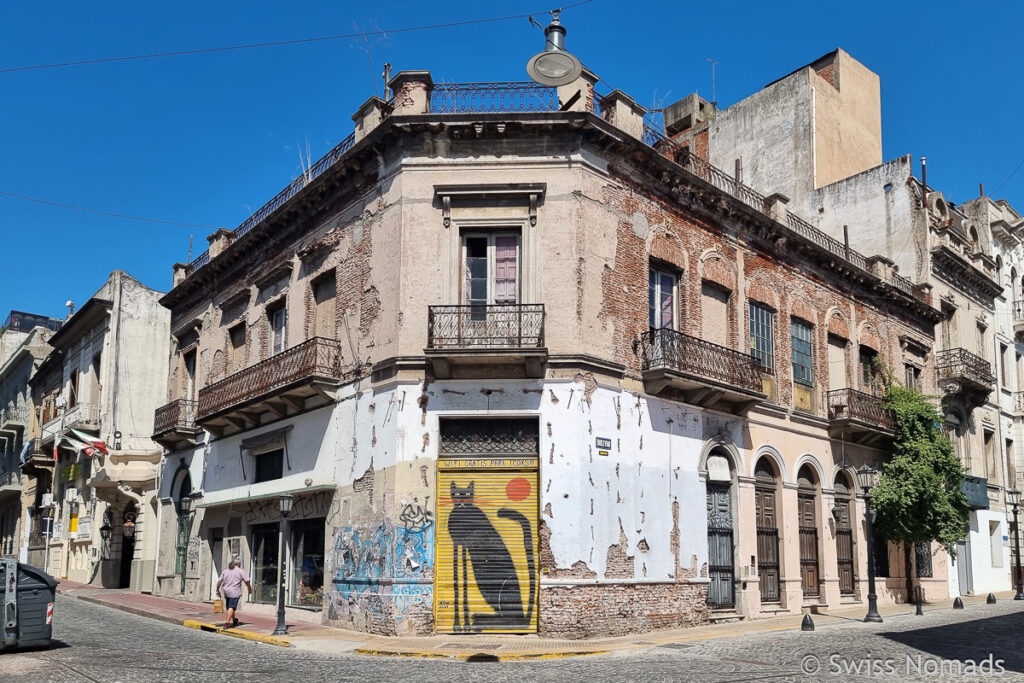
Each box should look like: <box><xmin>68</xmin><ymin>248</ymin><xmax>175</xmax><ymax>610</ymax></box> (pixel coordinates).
<box><xmin>640</xmin><ymin>327</ymin><xmax>764</xmax><ymax>394</ymax></box>
<box><xmin>197</xmin><ymin>337</ymin><xmax>342</xmax><ymax>420</ymax></box>
<box><xmin>429</xmin><ymin>82</ymin><xmax>558</xmax><ymax>113</ymax></box>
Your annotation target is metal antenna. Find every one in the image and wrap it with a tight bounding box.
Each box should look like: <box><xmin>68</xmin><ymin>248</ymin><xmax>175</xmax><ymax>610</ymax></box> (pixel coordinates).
<box><xmin>704</xmin><ymin>57</ymin><xmax>719</xmax><ymax>104</ymax></box>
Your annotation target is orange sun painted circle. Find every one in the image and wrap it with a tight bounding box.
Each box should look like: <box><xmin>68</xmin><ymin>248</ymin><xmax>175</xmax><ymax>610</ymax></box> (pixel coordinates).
<box><xmin>505</xmin><ymin>478</ymin><xmax>531</xmax><ymax>501</ymax></box>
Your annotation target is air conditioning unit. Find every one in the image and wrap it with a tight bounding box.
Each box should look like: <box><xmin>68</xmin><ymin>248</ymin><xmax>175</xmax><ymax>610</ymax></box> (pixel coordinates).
<box><xmin>41</xmin><ymin>493</ymin><xmax>53</xmax><ymax>508</ymax></box>
<box><xmin>64</xmin><ymin>487</ymin><xmax>78</xmax><ymax>503</ymax></box>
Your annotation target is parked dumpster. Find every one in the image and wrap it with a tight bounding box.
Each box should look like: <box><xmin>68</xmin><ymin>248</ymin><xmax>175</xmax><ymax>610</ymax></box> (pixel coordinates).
<box><xmin>1</xmin><ymin>559</ymin><xmax>58</xmax><ymax>649</ymax></box>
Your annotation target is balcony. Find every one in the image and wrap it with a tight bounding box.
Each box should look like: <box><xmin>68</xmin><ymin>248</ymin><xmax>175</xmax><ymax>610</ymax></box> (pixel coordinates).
<box><xmin>0</xmin><ymin>469</ymin><xmax>23</xmax><ymax>500</ymax></box>
<box><xmin>826</xmin><ymin>388</ymin><xmax>896</xmax><ymax>445</ymax></box>
<box><xmin>0</xmin><ymin>405</ymin><xmax>28</xmax><ymax>433</ymax></box>
<box><xmin>62</xmin><ymin>402</ymin><xmax>101</xmax><ymax>432</ymax></box>
<box><xmin>152</xmin><ymin>399</ymin><xmax>201</xmax><ymax>450</ymax></box>
<box><xmin>1014</xmin><ymin>301</ymin><xmax>1024</xmax><ymax>337</ymax></box>
<box><xmin>638</xmin><ymin>328</ymin><xmax>766</xmax><ymax>414</ymax></box>
<box><xmin>936</xmin><ymin>348</ymin><xmax>995</xmax><ymax>409</ymax></box>
<box><xmin>20</xmin><ymin>438</ymin><xmax>53</xmax><ymax>469</ymax></box>
<box><xmin>425</xmin><ymin>304</ymin><xmax>547</xmax><ymax>379</ymax></box>
<box><xmin>197</xmin><ymin>337</ymin><xmax>343</xmax><ymax>436</ymax></box>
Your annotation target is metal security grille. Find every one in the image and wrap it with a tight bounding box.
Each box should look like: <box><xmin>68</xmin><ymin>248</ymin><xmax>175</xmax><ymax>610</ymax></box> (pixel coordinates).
<box><xmin>706</xmin><ymin>483</ymin><xmax>735</xmax><ymax>609</ymax></box>
<box><xmin>791</xmin><ymin>320</ymin><xmax>814</xmax><ymax>386</ymax></box>
<box><xmin>439</xmin><ymin>419</ymin><xmax>540</xmax><ymax>457</ymax></box>
<box><xmin>915</xmin><ymin>542</ymin><xmax>933</xmax><ymax>578</ymax></box>
<box><xmin>749</xmin><ymin>302</ymin><xmax>775</xmax><ymax>373</ymax></box>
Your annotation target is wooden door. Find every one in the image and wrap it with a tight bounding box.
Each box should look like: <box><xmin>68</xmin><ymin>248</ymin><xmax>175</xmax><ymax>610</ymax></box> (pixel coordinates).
<box><xmin>755</xmin><ymin>487</ymin><xmax>780</xmax><ymax>602</ymax></box>
<box><xmin>798</xmin><ymin>493</ymin><xmax>819</xmax><ymax>597</ymax></box>
<box><xmin>706</xmin><ymin>483</ymin><xmax>735</xmax><ymax>609</ymax></box>
<box><xmin>834</xmin><ymin>499</ymin><xmax>855</xmax><ymax>595</ymax></box>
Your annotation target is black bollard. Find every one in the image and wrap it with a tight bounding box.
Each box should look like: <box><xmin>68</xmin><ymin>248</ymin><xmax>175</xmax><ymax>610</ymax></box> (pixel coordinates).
<box><xmin>987</xmin><ymin>593</ymin><xmax>997</xmax><ymax>604</ymax></box>
<box><xmin>915</xmin><ymin>586</ymin><xmax>924</xmax><ymax>616</ymax></box>
<box><xmin>953</xmin><ymin>596</ymin><xmax>964</xmax><ymax>609</ymax></box>
<box><xmin>801</xmin><ymin>614</ymin><xmax>815</xmax><ymax>632</ymax></box>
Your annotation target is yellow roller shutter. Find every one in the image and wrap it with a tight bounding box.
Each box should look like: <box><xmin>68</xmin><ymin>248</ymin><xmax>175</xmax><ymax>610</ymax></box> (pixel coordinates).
<box><xmin>435</xmin><ymin>458</ymin><xmax>539</xmax><ymax>634</ymax></box>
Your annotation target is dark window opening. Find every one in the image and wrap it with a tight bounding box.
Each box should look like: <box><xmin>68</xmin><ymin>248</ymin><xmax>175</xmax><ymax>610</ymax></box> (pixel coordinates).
<box><xmin>254</xmin><ymin>449</ymin><xmax>284</xmax><ymax>483</ymax></box>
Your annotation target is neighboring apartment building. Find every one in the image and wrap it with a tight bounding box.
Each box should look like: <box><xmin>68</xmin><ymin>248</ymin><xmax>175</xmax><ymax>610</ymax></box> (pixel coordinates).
<box><xmin>152</xmin><ymin>65</ymin><xmax>940</xmax><ymax>637</ymax></box>
<box><xmin>0</xmin><ymin>311</ymin><xmax>61</xmax><ymax>559</ymax></box>
<box><xmin>42</xmin><ymin>272</ymin><xmax>169</xmax><ymax>589</ymax></box>
<box><xmin>672</xmin><ymin>48</ymin><xmax>1010</xmax><ymax>598</ymax></box>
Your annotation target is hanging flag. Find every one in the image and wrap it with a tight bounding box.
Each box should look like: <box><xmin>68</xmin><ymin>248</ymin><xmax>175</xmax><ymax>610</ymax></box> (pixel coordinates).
<box><xmin>63</xmin><ymin>433</ymin><xmax>97</xmax><ymax>457</ymax></box>
<box><xmin>52</xmin><ymin>434</ymin><xmax>60</xmax><ymax>464</ymax></box>
<box><xmin>19</xmin><ymin>440</ymin><xmax>31</xmax><ymax>464</ymax></box>
<box><xmin>69</xmin><ymin>428</ymin><xmax>108</xmax><ymax>456</ymax></box>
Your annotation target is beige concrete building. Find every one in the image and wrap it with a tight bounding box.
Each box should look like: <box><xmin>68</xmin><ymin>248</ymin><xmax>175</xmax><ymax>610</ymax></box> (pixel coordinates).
<box><xmin>42</xmin><ymin>271</ymin><xmax>169</xmax><ymax>590</ymax></box>
<box><xmin>151</xmin><ymin>65</ymin><xmax>940</xmax><ymax>637</ymax></box>
<box><xmin>672</xmin><ymin>48</ymin><xmax>1006</xmax><ymax>598</ymax></box>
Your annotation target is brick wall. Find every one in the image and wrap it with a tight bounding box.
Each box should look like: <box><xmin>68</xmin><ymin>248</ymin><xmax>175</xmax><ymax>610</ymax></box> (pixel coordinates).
<box><xmin>539</xmin><ymin>583</ymin><xmax>709</xmax><ymax>638</ymax></box>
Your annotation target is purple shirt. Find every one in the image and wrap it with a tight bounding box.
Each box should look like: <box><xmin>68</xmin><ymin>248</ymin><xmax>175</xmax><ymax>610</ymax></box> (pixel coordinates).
<box><xmin>219</xmin><ymin>566</ymin><xmax>250</xmax><ymax>598</ymax></box>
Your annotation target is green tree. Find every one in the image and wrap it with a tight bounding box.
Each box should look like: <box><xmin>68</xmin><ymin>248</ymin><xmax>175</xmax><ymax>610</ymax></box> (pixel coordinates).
<box><xmin>869</xmin><ymin>383</ymin><xmax>969</xmax><ymax>594</ymax></box>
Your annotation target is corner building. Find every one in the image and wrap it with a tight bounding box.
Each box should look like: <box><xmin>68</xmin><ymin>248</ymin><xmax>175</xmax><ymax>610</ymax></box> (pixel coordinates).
<box><xmin>153</xmin><ymin>69</ymin><xmax>941</xmax><ymax>637</ymax></box>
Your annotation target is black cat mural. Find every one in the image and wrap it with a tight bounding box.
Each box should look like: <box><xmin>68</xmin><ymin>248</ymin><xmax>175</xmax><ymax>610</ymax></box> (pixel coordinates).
<box><xmin>447</xmin><ymin>481</ymin><xmax>536</xmax><ymax>632</ymax></box>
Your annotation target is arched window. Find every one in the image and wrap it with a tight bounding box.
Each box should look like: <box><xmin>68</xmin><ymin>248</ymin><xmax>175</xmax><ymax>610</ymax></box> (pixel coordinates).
<box><xmin>996</xmin><ymin>255</ymin><xmax>1003</xmax><ymax>287</ymax></box>
<box><xmin>1012</xmin><ymin>267</ymin><xmax>1019</xmax><ymax>300</ymax></box>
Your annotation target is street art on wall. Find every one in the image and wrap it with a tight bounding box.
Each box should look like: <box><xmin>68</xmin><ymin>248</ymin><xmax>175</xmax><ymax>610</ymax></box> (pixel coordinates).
<box><xmin>326</xmin><ymin>501</ymin><xmax>435</xmax><ymax>633</ymax></box>
<box><xmin>435</xmin><ymin>463</ymin><xmax>539</xmax><ymax>633</ymax></box>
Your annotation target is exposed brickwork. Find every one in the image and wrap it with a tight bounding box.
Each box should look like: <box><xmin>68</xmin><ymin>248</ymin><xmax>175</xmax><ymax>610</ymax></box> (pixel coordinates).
<box><xmin>539</xmin><ymin>582</ymin><xmax>709</xmax><ymax>638</ymax></box>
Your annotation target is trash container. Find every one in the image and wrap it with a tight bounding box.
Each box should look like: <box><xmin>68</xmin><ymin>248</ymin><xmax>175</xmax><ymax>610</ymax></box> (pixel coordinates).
<box><xmin>1</xmin><ymin>559</ymin><xmax>58</xmax><ymax>649</ymax></box>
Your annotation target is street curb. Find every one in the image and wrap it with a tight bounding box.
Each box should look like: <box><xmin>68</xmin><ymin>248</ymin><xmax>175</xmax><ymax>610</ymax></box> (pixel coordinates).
<box><xmin>353</xmin><ymin>647</ymin><xmax>609</xmax><ymax>661</ymax></box>
<box><xmin>60</xmin><ymin>591</ymin><xmax>183</xmax><ymax>628</ymax></box>
<box><xmin>183</xmin><ymin>620</ymin><xmax>293</xmax><ymax>648</ymax></box>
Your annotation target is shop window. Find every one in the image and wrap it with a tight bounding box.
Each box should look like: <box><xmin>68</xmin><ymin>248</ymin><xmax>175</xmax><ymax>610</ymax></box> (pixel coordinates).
<box><xmin>251</xmin><ymin>523</ymin><xmax>279</xmax><ymax>604</ymax></box>
<box><xmin>254</xmin><ymin>449</ymin><xmax>284</xmax><ymax>483</ymax></box>
<box><xmin>290</xmin><ymin>518</ymin><xmax>325</xmax><ymax>607</ymax></box>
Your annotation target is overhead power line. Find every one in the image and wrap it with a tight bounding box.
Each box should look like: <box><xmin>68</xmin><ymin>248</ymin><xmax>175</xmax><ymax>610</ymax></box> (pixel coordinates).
<box><xmin>0</xmin><ymin>190</ymin><xmax>220</xmax><ymax>229</ymax></box>
<box><xmin>0</xmin><ymin>1</ymin><xmax>597</xmax><ymax>74</ymax></box>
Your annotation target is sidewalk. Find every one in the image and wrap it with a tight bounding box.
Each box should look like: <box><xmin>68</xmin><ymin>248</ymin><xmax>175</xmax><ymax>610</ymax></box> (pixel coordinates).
<box><xmin>55</xmin><ymin>581</ymin><xmax>1021</xmax><ymax>661</ymax></box>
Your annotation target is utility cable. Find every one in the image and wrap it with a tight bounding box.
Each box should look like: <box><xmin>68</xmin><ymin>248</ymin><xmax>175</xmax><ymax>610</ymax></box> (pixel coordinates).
<box><xmin>0</xmin><ymin>1</ymin><xmax>597</xmax><ymax>75</ymax></box>
<box><xmin>0</xmin><ymin>190</ymin><xmax>220</xmax><ymax>229</ymax></box>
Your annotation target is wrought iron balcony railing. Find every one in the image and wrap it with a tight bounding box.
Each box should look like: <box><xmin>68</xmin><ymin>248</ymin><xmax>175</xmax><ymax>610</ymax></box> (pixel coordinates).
<box><xmin>427</xmin><ymin>304</ymin><xmax>545</xmax><ymax>349</ymax></box>
<box><xmin>640</xmin><ymin>328</ymin><xmax>764</xmax><ymax>394</ymax></box>
<box><xmin>0</xmin><ymin>469</ymin><xmax>22</xmax><ymax>488</ymax></box>
<box><xmin>936</xmin><ymin>348</ymin><xmax>996</xmax><ymax>389</ymax></box>
<box><xmin>0</xmin><ymin>404</ymin><xmax>29</xmax><ymax>428</ymax></box>
<box><xmin>154</xmin><ymin>399</ymin><xmax>198</xmax><ymax>436</ymax></box>
<box><xmin>197</xmin><ymin>337</ymin><xmax>342</xmax><ymax>420</ymax></box>
<box><xmin>826</xmin><ymin>388</ymin><xmax>895</xmax><ymax>432</ymax></box>
<box><xmin>430</xmin><ymin>82</ymin><xmax>559</xmax><ymax>113</ymax></box>
<box><xmin>62</xmin><ymin>402</ymin><xmax>100</xmax><ymax>431</ymax></box>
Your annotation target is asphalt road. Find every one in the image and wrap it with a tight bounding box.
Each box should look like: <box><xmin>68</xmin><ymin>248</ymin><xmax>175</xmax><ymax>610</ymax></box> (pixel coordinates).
<box><xmin>3</xmin><ymin>595</ymin><xmax>1024</xmax><ymax>681</ymax></box>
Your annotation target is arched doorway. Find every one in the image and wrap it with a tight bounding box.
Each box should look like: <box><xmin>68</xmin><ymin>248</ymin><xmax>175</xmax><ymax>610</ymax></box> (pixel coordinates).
<box><xmin>174</xmin><ymin>470</ymin><xmax>192</xmax><ymax>594</ymax></box>
<box><xmin>797</xmin><ymin>464</ymin><xmax>820</xmax><ymax>598</ymax></box>
<box><xmin>833</xmin><ymin>472</ymin><xmax>856</xmax><ymax>596</ymax></box>
<box><xmin>754</xmin><ymin>456</ymin><xmax>780</xmax><ymax>602</ymax></box>
<box><xmin>119</xmin><ymin>501</ymin><xmax>137</xmax><ymax>589</ymax></box>
<box><xmin>705</xmin><ymin>449</ymin><xmax>735</xmax><ymax>609</ymax></box>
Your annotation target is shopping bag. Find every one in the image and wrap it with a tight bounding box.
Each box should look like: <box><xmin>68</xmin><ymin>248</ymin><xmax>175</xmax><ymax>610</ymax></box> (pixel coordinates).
<box><xmin>213</xmin><ymin>599</ymin><xmax>224</xmax><ymax>615</ymax></box>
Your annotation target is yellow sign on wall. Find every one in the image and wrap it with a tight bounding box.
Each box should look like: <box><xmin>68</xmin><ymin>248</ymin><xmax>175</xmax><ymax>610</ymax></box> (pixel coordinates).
<box><xmin>69</xmin><ymin>513</ymin><xmax>78</xmax><ymax>534</ymax></box>
<box><xmin>435</xmin><ymin>465</ymin><xmax>539</xmax><ymax>633</ymax></box>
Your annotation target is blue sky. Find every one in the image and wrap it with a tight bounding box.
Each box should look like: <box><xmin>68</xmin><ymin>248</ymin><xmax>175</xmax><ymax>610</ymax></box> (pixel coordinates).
<box><xmin>2</xmin><ymin>1</ymin><xmax>1022</xmax><ymax>318</ymax></box>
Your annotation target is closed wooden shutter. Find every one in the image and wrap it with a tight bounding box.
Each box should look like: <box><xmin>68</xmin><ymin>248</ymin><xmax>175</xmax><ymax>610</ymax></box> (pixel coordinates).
<box><xmin>701</xmin><ymin>282</ymin><xmax>730</xmax><ymax>347</ymax></box>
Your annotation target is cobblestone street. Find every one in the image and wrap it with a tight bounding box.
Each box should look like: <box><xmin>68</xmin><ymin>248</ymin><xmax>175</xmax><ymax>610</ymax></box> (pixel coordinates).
<box><xmin>3</xmin><ymin>595</ymin><xmax>1024</xmax><ymax>681</ymax></box>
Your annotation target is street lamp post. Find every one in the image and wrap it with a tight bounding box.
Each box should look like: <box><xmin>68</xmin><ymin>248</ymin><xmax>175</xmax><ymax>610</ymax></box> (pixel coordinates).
<box><xmin>1008</xmin><ymin>488</ymin><xmax>1023</xmax><ymax>601</ymax></box>
<box><xmin>272</xmin><ymin>494</ymin><xmax>294</xmax><ymax>637</ymax></box>
<box><xmin>857</xmin><ymin>465</ymin><xmax>883</xmax><ymax>623</ymax></box>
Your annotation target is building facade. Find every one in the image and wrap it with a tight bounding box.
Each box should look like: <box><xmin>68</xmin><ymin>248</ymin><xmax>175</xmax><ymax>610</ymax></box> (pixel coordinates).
<box><xmin>672</xmin><ymin>48</ymin><xmax>1010</xmax><ymax>598</ymax></box>
<box><xmin>152</xmin><ymin>67</ymin><xmax>941</xmax><ymax>638</ymax></box>
<box><xmin>42</xmin><ymin>271</ymin><xmax>169</xmax><ymax>589</ymax></box>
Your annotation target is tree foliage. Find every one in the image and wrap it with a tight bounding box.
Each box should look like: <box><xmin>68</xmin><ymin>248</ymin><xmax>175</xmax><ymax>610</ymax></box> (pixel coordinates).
<box><xmin>870</xmin><ymin>383</ymin><xmax>969</xmax><ymax>554</ymax></box>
